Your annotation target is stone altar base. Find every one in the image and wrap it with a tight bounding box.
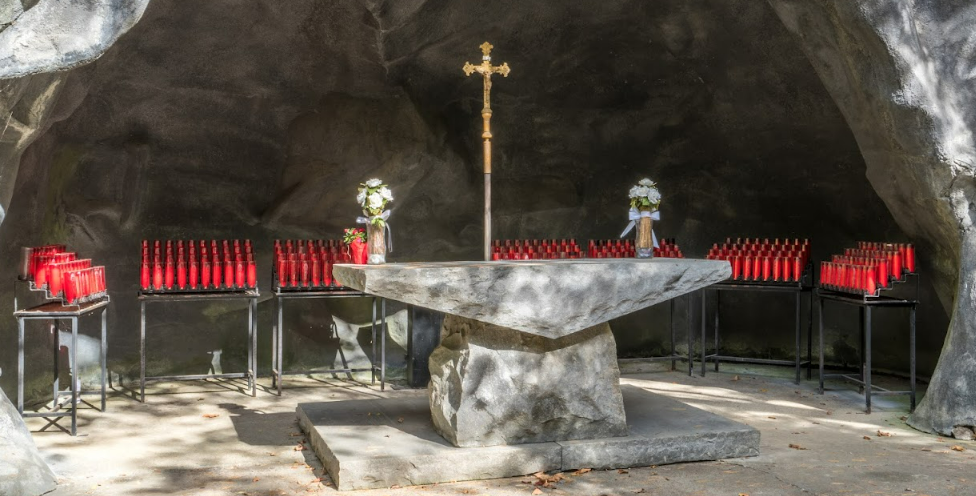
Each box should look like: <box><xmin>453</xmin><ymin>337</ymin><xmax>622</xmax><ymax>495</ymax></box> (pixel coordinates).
<box><xmin>297</xmin><ymin>385</ymin><xmax>760</xmax><ymax>491</ymax></box>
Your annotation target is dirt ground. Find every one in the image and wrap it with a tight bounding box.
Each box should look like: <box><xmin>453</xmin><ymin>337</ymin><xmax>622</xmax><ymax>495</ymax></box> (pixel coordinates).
<box><xmin>24</xmin><ymin>362</ymin><xmax>975</xmax><ymax>496</ymax></box>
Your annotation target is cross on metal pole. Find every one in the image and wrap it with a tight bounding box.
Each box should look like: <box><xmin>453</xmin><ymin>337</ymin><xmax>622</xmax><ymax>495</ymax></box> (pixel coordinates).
<box><xmin>463</xmin><ymin>42</ymin><xmax>511</xmax><ymax>261</ymax></box>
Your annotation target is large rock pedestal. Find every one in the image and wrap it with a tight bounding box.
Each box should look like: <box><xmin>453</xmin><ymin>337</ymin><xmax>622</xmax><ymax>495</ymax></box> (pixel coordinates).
<box><xmin>429</xmin><ymin>315</ymin><xmax>627</xmax><ymax>447</ymax></box>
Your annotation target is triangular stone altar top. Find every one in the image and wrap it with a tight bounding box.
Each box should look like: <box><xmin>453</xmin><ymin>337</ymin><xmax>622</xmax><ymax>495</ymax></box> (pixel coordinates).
<box><xmin>334</xmin><ymin>259</ymin><xmax>729</xmax><ymax>338</ymax></box>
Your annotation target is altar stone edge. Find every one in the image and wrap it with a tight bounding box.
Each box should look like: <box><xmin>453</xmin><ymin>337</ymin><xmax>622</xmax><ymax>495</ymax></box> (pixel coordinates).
<box><xmin>333</xmin><ymin>259</ymin><xmax>730</xmax><ymax>338</ymax></box>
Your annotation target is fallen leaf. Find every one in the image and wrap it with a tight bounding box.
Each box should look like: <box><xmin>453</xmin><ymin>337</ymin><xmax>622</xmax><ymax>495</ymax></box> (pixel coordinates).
<box><xmin>532</xmin><ymin>489</ymin><xmax>543</xmax><ymax>495</ymax></box>
<box><xmin>203</xmin><ymin>413</ymin><xmax>219</xmax><ymax>418</ymax></box>
<box><xmin>294</xmin><ymin>444</ymin><xmax>306</xmax><ymax>451</ymax></box>
<box><xmin>253</xmin><ymin>477</ymin><xmax>260</xmax><ymax>482</ymax></box>
<box><xmin>268</xmin><ymin>452</ymin><xmax>276</xmax><ymax>456</ymax></box>
<box><xmin>759</xmin><ymin>389</ymin><xmax>768</xmax><ymax>393</ymax></box>
<box><xmin>863</xmin><ymin>436</ymin><xmax>871</xmax><ymax>441</ymax></box>
<box><xmin>573</xmin><ymin>468</ymin><xmax>592</xmax><ymax>475</ymax></box>
<box><xmin>788</xmin><ymin>444</ymin><xmax>808</xmax><ymax>450</ymax></box>
<box><xmin>397</xmin><ymin>417</ymin><xmax>404</xmax><ymax>423</ymax></box>
<box><xmin>951</xmin><ymin>445</ymin><xmax>966</xmax><ymax>452</ymax></box>
<box><xmin>617</xmin><ymin>469</ymin><xmax>629</xmax><ymax>474</ymax></box>
<box><xmin>391</xmin><ymin>484</ymin><xmax>401</xmax><ymax>489</ymax></box>
<box><xmin>768</xmin><ymin>416</ymin><xmax>777</xmax><ymax>420</ymax></box>
<box><xmin>900</xmin><ymin>416</ymin><xmax>908</xmax><ymax>421</ymax></box>
<box><xmin>731</xmin><ymin>375</ymin><xmax>740</xmax><ymax>381</ymax></box>
<box><xmin>739</xmin><ymin>493</ymin><xmax>750</xmax><ymax>496</ymax></box>
<box><xmin>877</xmin><ymin>430</ymin><xmax>892</xmax><ymax>437</ymax></box>
<box><xmin>635</xmin><ymin>490</ymin><xmax>646</xmax><ymax>494</ymax></box>
<box><xmin>289</xmin><ymin>432</ymin><xmax>303</xmax><ymax>437</ymax></box>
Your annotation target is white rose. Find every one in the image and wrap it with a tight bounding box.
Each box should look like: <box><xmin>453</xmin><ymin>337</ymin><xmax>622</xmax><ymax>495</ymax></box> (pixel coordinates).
<box><xmin>368</xmin><ymin>192</ymin><xmax>384</xmax><ymax>210</ymax></box>
<box><xmin>637</xmin><ymin>186</ymin><xmax>651</xmax><ymax>198</ymax></box>
<box><xmin>379</xmin><ymin>186</ymin><xmax>393</xmax><ymax>202</ymax></box>
<box><xmin>639</xmin><ymin>178</ymin><xmax>654</xmax><ymax>187</ymax></box>
<box><xmin>365</xmin><ymin>178</ymin><xmax>382</xmax><ymax>188</ymax></box>
<box><xmin>356</xmin><ymin>190</ymin><xmax>367</xmax><ymax>206</ymax></box>
<box><xmin>648</xmin><ymin>189</ymin><xmax>661</xmax><ymax>204</ymax></box>
<box><xmin>628</xmin><ymin>186</ymin><xmax>641</xmax><ymax>198</ymax></box>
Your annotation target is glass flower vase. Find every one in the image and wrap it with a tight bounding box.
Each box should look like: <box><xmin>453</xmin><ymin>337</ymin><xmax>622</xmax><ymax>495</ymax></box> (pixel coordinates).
<box><xmin>367</xmin><ymin>223</ymin><xmax>387</xmax><ymax>264</ymax></box>
<box><xmin>635</xmin><ymin>216</ymin><xmax>654</xmax><ymax>258</ymax></box>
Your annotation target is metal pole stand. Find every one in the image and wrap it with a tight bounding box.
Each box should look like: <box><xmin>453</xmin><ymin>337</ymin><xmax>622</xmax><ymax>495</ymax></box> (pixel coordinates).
<box><xmin>271</xmin><ymin>289</ymin><xmax>387</xmax><ymax>395</ymax></box>
<box><xmin>701</xmin><ymin>267</ymin><xmax>814</xmax><ymax>384</ymax></box>
<box><xmin>817</xmin><ymin>285</ymin><xmax>917</xmax><ymax>414</ymax></box>
<box><xmin>139</xmin><ymin>290</ymin><xmax>259</xmax><ymax>402</ymax></box>
<box><xmin>15</xmin><ymin>298</ymin><xmax>110</xmax><ymax>436</ymax></box>
<box><xmin>617</xmin><ymin>295</ymin><xmax>694</xmax><ymax>377</ymax></box>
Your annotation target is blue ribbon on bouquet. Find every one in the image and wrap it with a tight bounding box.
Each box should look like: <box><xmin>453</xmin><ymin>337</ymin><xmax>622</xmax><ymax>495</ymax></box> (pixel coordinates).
<box><xmin>619</xmin><ymin>208</ymin><xmax>660</xmax><ymax>248</ymax></box>
<box><xmin>356</xmin><ymin>210</ymin><xmax>393</xmax><ymax>251</ymax></box>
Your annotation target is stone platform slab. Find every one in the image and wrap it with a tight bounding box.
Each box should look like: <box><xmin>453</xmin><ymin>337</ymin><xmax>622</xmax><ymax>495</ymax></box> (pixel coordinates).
<box><xmin>297</xmin><ymin>386</ymin><xmax>760</xmax><ymax>491</ymax></box>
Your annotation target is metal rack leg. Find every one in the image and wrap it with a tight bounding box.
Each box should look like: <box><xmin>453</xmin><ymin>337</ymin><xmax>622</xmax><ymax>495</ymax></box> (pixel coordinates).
<box><xmin>70</xmin><ymin>317</ymin><xmax>78</xmax><ymax>436</ymax></box>
<box><xmin>371</xmin><ymin>297</ymin><xmax>377</xmax><ymax>385</ymax></box>
<box><xmin>714</xmin><ymin>290</ymin><xmax>720</xmax><ymax>373</ymax></box>
<box><xmin>807</xmin><ymin>291</ymin><xmax>813</xmax><ymax>380</ymax></box>
<box><xmin>101</xmin><ymin>309</ymin><xmax>107</xmax><ymax>412</ymax></box>
<box><xmin>700</xmin><ymin>290</ymin><xmax>706</xmax><ymax>377</ymax></box>
<box><xmin>249</xmin><ymin>298</ymin><xmax>256</xmax><ymax>397</ymax></box>
<box><xmin>276</xmin><ymin>296</ymin><xmax>283</xmax><ymax>396</ymax></box>
<box><xmin>858</xmin><ymin>306</ymin><xmax>865</xmax><ymax>393</ymax></box>
<box><xmin>865</xmin><ymin>306</ymin><xmax>872</xmax><ymax>414</ymax></box>
<box><xmin>669</xmin><ymin>299</ymin><xmax>676</xmax><ymax>371</ymax></box>
<box><xmin>686</xmin><ymin>294</ymin><xmax>693</xmax><ymax>376</ymax></box>
<box><xmin>794</xmin><ymin>292</ymin><xmax>801</xmax><ymax>385</ymax></box>
<box><xmin>818</xmin><ymin>297</ymin><xmax>824</xmax><ymax>394</ymax></box>
<box><xmin>381</xmin><ymin>298</ymin><xmax>387</xmax><ymax>391</ymax></box>
<box><xmin>140</xmin><ymin>301</ymin><xmax>146</xmax><ymax>403</ymax></box>
<box><xmin>17</xmin><ymin>317</ymin><xmax>24</xmax><ymax>414</ymax></box>
<box><xmin>910</xmin><ymin>305</ymin><xmax>917</xmax><ymax>412</ymax></box>
<box><xmin>53</xmin><ymin>321</ymin><xmax>60</xmax><ymax>407</ymax></box>
<box><xmin>271</xmin><ymin>303</ymin><xmax>276</xmax><ymax>385</ymax></box>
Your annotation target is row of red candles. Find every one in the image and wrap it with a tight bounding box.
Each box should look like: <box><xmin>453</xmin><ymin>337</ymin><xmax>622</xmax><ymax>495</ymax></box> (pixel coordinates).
<box><xmin>274</xmin><ymin>239</ymin><xmax>351</xmax><ymax>289</ymax></box>
<box><xmin>819</xmin><ymin>243</ymin><xmax>916</xmax><ymax>296</ymax></box>
<box><xmin>491</xmin><ymin>239</ymin><xmax>583</xmax><ymax>260</ymax></box>
<box><xmin>140</xmin><ymin>240</ymin><xmax>257</xmax><ymax>291</ymax></box>
<box><xmin>22</xmin><ymin>244</ymin><xmax>107</xmax><ymax>304</ymax></box>
<box><xmin>706</xmin><ymin>238</ymin><xmax>810</xmax><ymax>282</ymax></box>
<box><xmin>62</xmin><ymin>267</ymin><xmax>107</xmax><ymax>304</ymax></box>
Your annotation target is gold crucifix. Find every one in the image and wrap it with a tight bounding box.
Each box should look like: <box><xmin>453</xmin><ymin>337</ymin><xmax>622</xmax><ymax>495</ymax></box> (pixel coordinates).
<box><xmin>463</xmin><ymin>41</ymin><xmax>511</xmax><ymax>261</ymax></box>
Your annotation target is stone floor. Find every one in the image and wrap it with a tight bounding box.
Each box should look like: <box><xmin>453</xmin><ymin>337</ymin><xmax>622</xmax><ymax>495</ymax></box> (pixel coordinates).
<box><xmin>22</xmin><ymin>363</ymin><xmax>976</xmax><ymax>496</ymax></box>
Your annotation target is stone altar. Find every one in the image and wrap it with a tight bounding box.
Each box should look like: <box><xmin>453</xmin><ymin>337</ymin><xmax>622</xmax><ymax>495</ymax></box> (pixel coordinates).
<box><xmin>335</xmin><ymin>259</ymin><xmax>730</xmax><ymax>446</ymax></box>
<box><xmin>300</xmin><ymin>259</ymin><xmax>757</xmax><ymax>490</ymax></box>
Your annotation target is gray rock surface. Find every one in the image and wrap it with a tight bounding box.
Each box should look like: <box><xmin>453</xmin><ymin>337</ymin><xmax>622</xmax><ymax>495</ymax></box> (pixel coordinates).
<box><xmin>429</xmin><ymin>315</ymin><xmax>627</xmax><ymax>447</ymax></box>
<box><xmin>951</xmin><ymin>426</ymin><xmax>974</xmax><ymax>441</ymax></box>
<box><xmin>297</xmin><ymin>385</ymin><xmax>759</xmax><ymax>490</ymax></box>
<box><xmin>0</xmin><ymin>0</ymin><xmax>149</xmax><ymax>78</ymax></box>
<box><xmin>767</xmin><ymin>0</ymin><xmax>976</xmax><ymax>436</ymax></box>
<box><xmin>0</xmin><ymin>0</ymin><xmax>952</xmax><ymax>406</ymax></box>
<box><xmin>335</xmin><ymin>259</ymin><xmax>730</xmax><ymax>337</ymax></box>
<box><xmin>0</xmin><ymin>387</ymin><xmax>56</xmax><ymax>496</ymax></box>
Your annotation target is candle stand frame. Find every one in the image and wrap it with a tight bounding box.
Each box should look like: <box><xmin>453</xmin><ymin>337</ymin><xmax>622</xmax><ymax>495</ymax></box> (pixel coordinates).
<box><xmin>14</xmin><ymin>297</ymin><xmax>109</xmax><ymax>436</ymax></box>
<box><xmin>816</xmin><ymin>272</ymin><xmax>919</xmax><ymax>414</ymax></box>
<box><xmin>271</xmin><ymin>287</ymin><xmax>387</xmax><ymax>395</ymax></box>
<box><xmin>700</xmin><ymin>265</ymin><xmax>814</xmax><ymax>384</ymax></box>
<box><xmin>139</xmin><ymin>289</ymin><xmax>259</xmax><ymax>402</ymax></box>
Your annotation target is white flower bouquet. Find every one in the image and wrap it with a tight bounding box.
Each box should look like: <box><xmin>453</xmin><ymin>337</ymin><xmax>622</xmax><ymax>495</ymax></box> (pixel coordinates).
<box><xmin>357</xmin><ymin>178</ymin><xmax>394</xmax><ymax>227</ymax></box>
<box><xmin>628</xmin><ymin>178</ymin><xmax>661</xmax><ymax>212</ymax></box>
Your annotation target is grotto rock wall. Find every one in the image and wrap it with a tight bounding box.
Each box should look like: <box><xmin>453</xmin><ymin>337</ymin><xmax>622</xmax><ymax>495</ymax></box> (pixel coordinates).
<box><xmin>0</xmin><ymin>0</ymin><xmax>949</xmax><ymax>401</ymax></box>
<box><xmin>767</xmin><ymin>0</ymin><xmax>976</xmax><ymax>436</ymax></box>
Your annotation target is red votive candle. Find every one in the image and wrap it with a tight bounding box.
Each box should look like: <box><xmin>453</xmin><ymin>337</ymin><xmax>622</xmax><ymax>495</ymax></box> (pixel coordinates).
<box><xmin>224</xmin><ymin>261</ymin><xmax>235</xmax><ymax>289</ymax></box>
<box><xmin>201</xmin><ymin>260</ymin><xmax>212</xmax><ymax>288</ymax></box>
<box><xmin>762</xmin><ymin>257</ymin><xmax>771</xmax><ymax>281</ymax></box>
<box><xmin>246</xmin><ymin>261</ymin><xmax>256</xmax><ymax>288</ymax></box>
<box><xmin>189</xmin><ymin>260</ymin><xmax>198</xmax><ymax>289</ymax></box>
<box><xmin>793</xmin><ymin>257</ymin><xmax>802</xmax><ymax>282</ymax></box>
<box><xmin>141</xmin><ymin>263</ymin><xmax>151</xmax><ymax>291</ymax></box>
<box><xmin>235</xmin><ymin>261</ymin><xmax>245</xmax><ymax>288</ymax></box>
<box><xmin>164</xmin><ymin>260</ymin><xmax>174</xmax><ymax>290</ymax></box>
<box><xmin>177</xmin><ymin>260</ymin><xmax>187</xmax><ymax>289</ymax></box>
<box><xmin>277</xmin><ymin>259</ymin><xmax>287</xmax><ymax>288</ymax></box>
